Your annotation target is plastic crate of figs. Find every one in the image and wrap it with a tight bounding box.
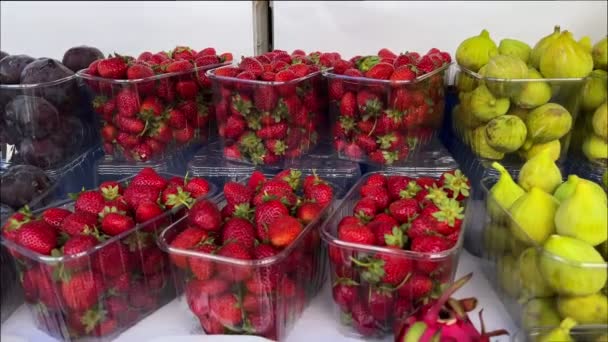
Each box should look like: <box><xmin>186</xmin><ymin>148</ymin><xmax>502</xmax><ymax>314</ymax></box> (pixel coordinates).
<box><xmin>207</xmin><ymin>50</ymin><xmax>345</xmax><ymax>166</ymax></box>
<box><xmin>0</xmin><ymin>168</ymin><xmax>216</xmax><ymax>340</ymax></box>
<box><xmin>77</xmin><ymin>46</ymin><xmax>232</xmax><ymax>162</ymax></box>
<box><xmin>321</xmin><ymin>170</ymin><xmax>471</xmax><ymax>338</ymax></box>
<box><xmin>159</xmin><ymin>169</ymin><xmax>337</xmax><ymax>340</ymax></box>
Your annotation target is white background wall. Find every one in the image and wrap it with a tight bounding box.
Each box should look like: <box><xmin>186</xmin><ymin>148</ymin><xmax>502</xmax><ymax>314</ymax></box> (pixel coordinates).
<box><xmin>0</xmin><ymin>1</ymin><xmax>255</xmax><ymax>60</ymax></box>
<box><xmin>273</xmin><ymin>1</ymin><xmax>608</xmax><ymax>58</ymax></box>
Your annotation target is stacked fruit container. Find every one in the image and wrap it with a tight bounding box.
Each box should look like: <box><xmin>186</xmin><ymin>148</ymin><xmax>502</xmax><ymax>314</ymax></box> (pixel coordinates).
<box><xmin>77</xmin><ymin>47</ymin><xmax>231</xmax><ymax>162</ymax></box>
<box><xmin>0</xmin><ymin>168</ymin><xmax>216</xmax><ymax>340</ymax></box>
<box><xmin>159</xmin><ymin>170</ymin><xmax>336</xmax><ymax>340</ymax></box>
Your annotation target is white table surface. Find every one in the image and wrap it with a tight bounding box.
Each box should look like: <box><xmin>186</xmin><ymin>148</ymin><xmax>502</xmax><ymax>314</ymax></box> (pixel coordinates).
<box><xmin>1</xmin><ymin>250</ymin><xmax>515</xmax><ymax>342</ymax></box>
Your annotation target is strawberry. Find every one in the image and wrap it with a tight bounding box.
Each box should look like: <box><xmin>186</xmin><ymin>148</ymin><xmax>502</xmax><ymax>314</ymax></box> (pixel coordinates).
<box><xmin>342</xmin><ymin>143</ymin><xmax>364</xmax><ymax>159</ymax></box>
<box><xmin>386</xmin><ymin>175</ymin><xmax>412</xmax><ymax>200</ymax></box>
<box><xmin>256</xmin><ymin>123</ymin><xmax>287</xmax><ymax>140</ymax></box>
<box><xmin>99</xmin><ymin>181</ymin><xmax>122</xmax><ymax>201</ymax></box>
<box><xmin>162</xmin><ymin>185</ymin><xmax>195</xmax><ymax>209</ymax></box>
<box><xmin>254</xmin><ymin>200</ymin><xmax>289</xmax><ymax>241</ymax></box>
<box><xmin>115</xmin><ymin>88</ymin><xmax>140</xmax><ymax>118</ymax></box>
<box><xmin>188</xmin><ymin>199</ymin><xmax>222</xmax><ymax>231</ymax></box>
<box><xmin>356</xmin><ymin>90</ymin><xmax>382</xmax><ymax>117</ymax></box>
<box><xmin>165</xmin><ymin>59</ymin><xmax>193</xmax><ymax>73</ymax></box>
<box><xmin>123</xmin><ymin>185</ymin><xmax>159</xmax><ymax>210</ymax></box>
<box><xmin>61</xmin><ymin>211</ymin><xmax>98</xmax><ymax>236</ymax></box>
<box><xmin>175</xmin><ymin>79</ymin><xmax>198</xmax><ymax>99</ymax></box>
<box><xmin>116</xmin><ymin>132</ymin><xmax>141</xmax><ymax>148</ymax></box>
<box><xmin>223</xmin><ymin>181</ymin><xmax>253</xmax><ymax>207</ymax></box>
<box><xmin>365</xmin><ymin>62</ymin><xmax>393</xmax><ymax>80</ymax></box>
<box><xmin>355</xmin><ymin>252</ymin><xmax>413</xmax><ymax>286</ymax></box>
<box><xmin>296</xmin><ymin>202</ymin><xmax>323</xmax><ymax>224</ymax></box>
<box><xmin>389</xmin><ymin>198</ymin><xmax>419</xmax><ymax>223</ymax></box>
<box><xmin>41</xmin><ymin>207</ymin><xmax>71</xmax><ymax>229</ymax></box>
<box><xmin>209</xmin><ymin>294</ymin><xmax>242</xmax><ymax>326</ymax></box>
<box><xmin>305</xmin><ymin>183</ymin><xmax>333</xmax><ymax>207</ymax></box>
<box><xmin>224</xmin><ymin>115</ymin><xmax>246</xmax><ymax>139</ymax></box>
<box><xmin>94</xmin><ymin>241</ymin><xmax>132</xmax><ymax>277</ymax></box>
<box><xmin>390</xmin><ymin>88</ymin><xmax>413</xmax><ymax>112</ymax></box>
<box><xmin>131</xmin><ymin>143</ymin><xmax>154</xmax><ymax>161</ymax></box>
<box><xmin>370</xmin><ymin>213</ymin><xmax>398</xmax><ymax>226</ymax></box>
<box><xmin>416</xmin><ymin>176</ymin><xmax>437</xmax><ymax>189</ymax></box>
<box><xmin>411</xmin><ymin>235</ymin><xmax>451</xmax><ymax>253</ymax></box>
<box><xmin>169</xmin><ymin>227</ymin><xmax>209</xmax><ymax>268</ymax></box>
<box><xmin>97</xmin><ymin>57</ymin><xmax>128</xmax><ymax>79</ymax></box>
<box><xmin>429</xmin><ymin>199</ymin><xmax>465</xmax><ymax>235</ymax></box>
<box><xmin>368</xmin><ymin>288</ymin><xmax>394</xmax><ymax>321</ymax></box>
<box><xmin>396</xmin><ymin>273</ymin><xmax>433</xmax><ymax>299</ymax></box>
<box><xmin>165</xmin><ymin>108</ymin><xmax>186</xmax><ymax>129</ymax></box>
<box><xmin>239</xmin><ymin>57</ymin><xmax>264</xmax><ymax>77</ymax></box>
<box><xmin>355</xmin><ymin>134</ymin><xmax>377</xmax><ymax>153</ymax></box>
<box><xmin>214</xmin><ymin>66</ymin><xmax>241</xmax><ymax>78</ymax></box>
<box><xmin>222</xmin><ymin>217</ymin><xmax>256</xmax><ymax>250</ymax></box>
<box><xmin>16</xmin><ymin>220</ymin><xmax>57</xmax><ymax>255</ymax></box>
<box><xmin>406</xmin><ymin>215</ymin><xmax>435</xmax><ymax>240</ymax></box>
<box><xmin>185</xmin><ymin>178</ymin><xmax>210</xmax><ymax>198</ymax></box>
<box><xmin>439</xmin><ymin>169</ymin><xmax>470</xmax><ymax>201</ymax></box>
<box><xmin>268</xmin><ymin>215</ymin><xmax>302</xmax><ymax>248</ymax></box>
<box><xmin>217</xmin><ymin>241</ymin><xmax>252</xmax><ymax>280</ymax></box>
<box><xmin>332</xmin><ymin>280</ymin><xmax>358</xmax><ymax>312</ymax></box>
<box><xmin>188</xmin><ymin>244</ymin><xmax>217</xmax><ymax>281</ymax></box>
<box><xmin>173</xmin><ymin>125</ymin><xmax>195</xmax><ymax>144</ymax></box>
<box><xmin>100</xmin><ymin>124</ymin><xmax>118</xmax><ymax>142</ymax></box>
<box><xmin>416</xmin><ymin>55</ymin><xmax>436</xmax><ymax>74</ymax></box>
<box><xmin>339</xmin><ymin>92</ymin><xmax>357</xmax><ymax>117</ymax></box>
<box><xmin>61</xmin><ymin>271</ymin><xmax>103</xmax><ymax>310</ymax></box>
<box><xmin>172</xmin><ymin>46</ymin><xmax>195</xmax><ymax>60</ymax></box>
<box><xmin>350</xmin><ymin>302</ymin><xmax>376</xmax><ymax>337</ymax></box>
<box><xmin>328</xmin><ymin>79</ymin><xmax>345</xmax><ymax>100</ymax></box>
<box><xmin>248</xmin><ymin>171</ymin><xmax>266</xmax><ymax>191</ymax></box>
<box><xmin>390</xmin><ymin>65</ymin><xmax>416</xmax><ymax>81</ymax></box>
<box><xmin>364</xmin><ymin>174</ymin><xmax>387</xmax><ymax>188</ymax></box>
<box><xmin>369</xmin><ymin>220</ymin><xmax>404</xmax><ymax>248</ymax></box>
<box><xmin>253</xmin><ymin>86</ymin><xmax>278</xmax><ymax>112</ymax></box>
<box><xmin>353</xmin><ymin>197</ymin><xmax>377</xmax><ymax>219</ymax></box>
<box><xmin>378</xmin><ymin>48</ymin><xmax>397</xmax><ymax>59</ymax></box>
<box><xmin>194</xmin><ymin>54</ymin><xmax>220</xmax><ymax>67</ymax></box>
<box><xmin>338</xmin><ymin>224</ymin><xmax>375</xmax><ymax>245</ymax></box>
<box><xmin>360</xmin><ymin>184</ymin><xmax>390</xmax><ymax>210</ymax></box>
<box><xmin>127</xmin><ymin>62</ymin><xmax>154</xmax><ymax>80</ymax></box>
<box><xmin>116</xmin><ymin>116</ymin><xmax>145</xmax><ymax>134</ymax></box>
<box><xmin>258</xmin><ymin>179</ymin><xmax>292</xmax><ymax>195</ymax></box>
<box><xmin>369</xmin><ymin>149</ymin><xmax>399</xmax><ymax>165</ymax></box>
<box><xmin>74</xmin><ymin>190</ymin><xmax>106</xmax><ymax>216</ymax></box>
<box><xmin>63</xmin><ymin>235</ymin><xmax>98</xmax><ymax>269</ymax></box>
<box><xmin>100</xmin><ymin>212</ymin><xmax>134</xmax><ymax>236</ymax></box>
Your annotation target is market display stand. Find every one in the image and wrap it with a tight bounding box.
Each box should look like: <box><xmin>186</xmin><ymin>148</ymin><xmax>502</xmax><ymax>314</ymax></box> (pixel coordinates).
<box><xmin>0</xmin><ymin>250</ymin><xmax>515</xmax><ymax>342</ymax></box>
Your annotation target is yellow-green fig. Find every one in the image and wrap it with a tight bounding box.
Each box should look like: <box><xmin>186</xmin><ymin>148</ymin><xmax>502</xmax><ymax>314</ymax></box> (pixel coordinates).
<box><xmin>498</xmin><ymin>38</ymin><xmax>532</xmax><ymax>63</ymax></box>
<box><xmin>522</xmin><ymin>298</ymin><xmax>561</xmax><ymax>331</ymax></box>
<box><xmin>519</xmin><ymin>140</ymin><xmax>561</xmax><ymax>161</ymax></box>
<box><xmin>526</xmin><ymin>103</ymin><xmax>573</xmax><ymax>144</ymax></box>
<box><xmin>579</xmin><ymin>36</ymin><xmax>593</xmax><ymax>53</ymax></box>
<box><xmin>592</xmin><ymin>101</ymin><xmax>607</xmax><ymax>140</ymax></box>
<box><xmin>536</xmin><ymin>317</ymin><xmax>576</xmax><ymax>342</ymax></box>
<box><xmin>592</xmin><ymin>37</ymin><xmax>608</xmax><ymax>71</ymax></box>
<box><xmin>531</xmin><ymin>26</ymin><xmax>562</xmax><ymax>69</ymax></box>
<box><xmin>485</xmin><ymin>115</ymin><xmax>527</xmax><ymax>152</ymax></box>
<box><xmin>581</xmin><ymin>70</ymin><xmax>607</xmax><ymax>111</ymax></box>
<box><xmin>484</xmin><ymin>55</ymin><xmax>529</xmax><ymax>97</ymax></box>
<box><xmin>509</xmin><ymin>187</ymin><xmax>559</xmax><ymax>244</ymax></box>
<box><xmin>583</xmin><ymin>134</ymin><xmax>608</xmax><ymax>161</ymax></box>
<box><xmin>540</xmin><ymin>235</ymin><xmax>607</xmax><ymax>296</ymax></box>
<box><xmin>512</xmin><ymin>67</ymin><xmax>552</xmax><ymax>108</ymax></box>
<box><xmin>540</xmin><ymin>31</ymin><xmax>594</xmax><ymax>78</ymax></box>
<box><xmin>498</xmin><ymin>254</ymin><xmax>521</xmax><ymax>298</ymax></box>
<box><xmin>488</xmin><ymin>162</ymin><xmax>525</xmax><ymax>222</ymax></box>
<box><xmin>518</xmin><ymin>150</ymin><xmax>563</xmax><ymax>193</ymax></box>
<box><xmin>555</xmin><ymin>179</ymin><xmax>608</xmax><ymax>246</ymax></box>
<box><xmin>557</xmin><ymin>293</ymin><xmax>608</xmax><ymax>324</ymax></box>
<box><xmin>456</xmin><ymin>29</ymin><xmax>498</xmax><ymax>72</ymax></box>
<box><xmin>470</xmin><ymin>125</ymin><xmax>505</xmax><ymax>160</ymax></box>
<box><xmin>483</xmin><ymin>222</ymin><xmax>511</xmax><ymax>257</ymax></box>
<box><xmin>455</xmin><ymin>71</ymin><xmax>478</xmax><ymax>92</ymax></box>
<box><xmin>519</xmin><ymin>247</ymin><xmax>555</xmax><ymax>297</ymax></box>
<box><xmin>507</xmin><ymin>106</ymin><xmax>530</xmax><ymax>121</ymax></box>
<box><xmin>470</xmin><ymin>84</ymin><xmax>510</xmax><ymax>122</ymax></box>
<box><xmin>553</xmin><ymin>174</ymin><xmax>607</xmax><ymax>203</ymax></box>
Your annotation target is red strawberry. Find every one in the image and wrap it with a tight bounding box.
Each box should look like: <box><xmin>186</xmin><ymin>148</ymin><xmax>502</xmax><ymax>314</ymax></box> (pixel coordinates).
<box><xmin>439</xmin><ymin>169</ymin><xmax>470</xmax><ymax>201</ymax></box>
<box><xmin>16</xmin><ymin>220</ymin><xmax>57</xmax><ymax>255</ymax></box>
<box><xmin>97</xmin><ymin>57</ymin><xmax>128</xmax><ymax>79</ymax></box>
<box><xmin>388</xmin><ymin>198</ymin><xmax>419</xmax><ymax>223</ymax></box>
<box><xmin>123</xmin><ymin>185</ymin><xmax>159</xmax><ymax>210</ymax></box>
<box><xmin>253</xmin><ymin>86</ymin><xmax>278</xmax><ymax>112</ymax></box>
<box><xmin>258</xmin><ymin>179</ymin><xmax>292</xmax><ymax>195</ymax></box>
<box><xmin>355</xmin><ymin>134</ymin><xmax>377</xmax><ymax>153</ymax></box>
<box><xmin>130</xmin><ymin>168</ymin><xmax>167</xmax><ymax>189</ymax></box>
<box><xmin>140</xmin><ymin>96</ymin><xmax>164</xmax><ymax>117</ymax></box>
<box><xmin>338</xmin><ymin>224</ymin><xmax>375</xmax><ymax>245</ymax></box>
<box><xmin>115</xmin><ymin>88</ymin><xmax>140</xmax><ymax>117</ymax></box>
<box><xmin>370</xmin><ymin>213</ymin><xmax>398</xmax><ymax>226</ymax></box>
<box><xmin>133</xmin><ymin>201</ymin><xmax>162</xmax><ymax>224</ymax></box>
<box><xmin>173</xmin><ymin>125</ymin><xmax>195</xmax><ymax>144</ymax></box>
<box><xmin>61</xmin><ymin>271</ymin><xmax>103</xmax><ymax>310</ymax></box>
<box><xmin>61</xmin><ymin>211</ymin><xmax>98</xmax><ymax>236</ymax></box>
<box><xmin>254</xmin><ymin>200</ymin><xmax>289</xmax><ymax>241</ymax></box>
<box><xmin>378</xmin><ymin>48</ymin><xmax>397</xmax><ymax>59</ymax></box>
<box><xmin>248</xmin><ymin>171</ymin><xmax>266</xmax><ymax>191</ymax></box>
<box><xmin>239</xmin><ymin>57</ymin><xmax>264</xmax><ymax>77</ymax></box>
<box><xmin>386</xmin><ymin>175</ymin><xmax>412</xmax><ymax>200</ymax></box>
<box><xmin>356</xmin><ymin>252</ymin><xmax>413</xmax><ymax>286</ymax></box>
<box><xmin>390</xmin><ymin>88</ymin><xmax>413</xmax><ymax>112</ymax></box>
<box><xmin>356</xmin><ymin>90</ymin><xmax>382</xmax><ymax>116</ymax></box>
<box><xmin>353</xmin><ymin>197</ymin><xmax>378</xmax><ymax>219</ymax></box>
<box><xmin>41</xmin><ymin>207</ymin><xmax>71</xmax><ymax>229</ymax></box>
<box><xmin>116</xmin><ymin>116</ymin><xmax>145</xmax><ymax>134</ymax></box>
<box><xmin>116</xmin><ymin>132</ymin><xmax>141</xmax><ymax>148</ymax></box>
<box><xmin>100</xmin><ymin>212</ymin><xmax>134</xmax><ymax>236</ymax></box>
<box><xmin>74</xmin><ymin>190</ymin><xmax>106</xmax><ymax>216</ymax></box>
<box><xmin>369</xmin><ymin>220</ymin><xmax>404</xmax><ymax>248</ymax></box>
<box><xmin>416</xmin><ymin>177</ymin><xmax>437</xmax><ymax>189</ymax></box>
<box><xmin>127</xmin><ymin>62</ymin><xmax>154</xmax><ymax>80</ymax></box>
<box><xmin>369</xmin><ymin>149</ymin><xmax>399</xmax><ymax>165</ymax></box>
<box><xmin>172</xmin><ymin>46</ymin><xmax>195</xmax><ymax>61</ymax></box>
<box><xmin>222</xmin><ymin>217</ymin><xmax>256</xmax><ymax>250</ymax></box>
<box><xmin>223</xmin><ymin>181</ymin><xmax>253</xmax><ymax>207</ymax></box>
<box><xmin>339</xmin><ymin>92</ymin><xmax>357</xmax><ymax>117</ymax></box>
<box><xmin>328</xmin><ymin>79</ymin><xmax>345</xmax><ymax>100</ymax></box>
<box><xmin>94</xmin><ymin>241</ymin><xmax>132</xmax><ymax>277</ymax></box>
<box><xmin>63</xmin><ymin>235</ymin><xmax>98</xmax><ymax>269</ymax></box>
<box><xmin>99</xmin><ymin>181</ymin><xmax>123</xmax><ymax>200</ymax></box>
<box><xmin>296</xmin><ymin>202</ymin><xmax>323</xmax><ymax>224</ymax></box>
<box><xmin>162</xmin><ymin>185</ymin><xmax>195</xmax><ymax>209</ymax></box>
<box><xmin>224</xmin><ymin>115</ymin><xmax>246</xmax><ymax>139</ymax></box>
<box><xmin>268</xmin><ymin>215</ymin><xmax>302</xmax><ymax>248</ymax></box>
<box><xmin>332</xmin><ymin>280</ymin><xmax>358</xmax><ymax>312</ymax></box>
<box><xmin>176</xmin><ymin>79</ymin><xmax>198</xmax><ymax>99</ymax></box>
<box><xmin>169</xmin><ymin>227</ymin><xmax>209</xmax><ymax>268</ymax></box>
<box><xmin>407</xmin><ymin>215</ymin><xmax>435</xmax><ymax>240</ymax></box>
<box><xmin>165</xmin><ymin>59</ymin><xmax>193</xmax><ymax>73</ymax></box>
<box><xmin>368</xmin><ymin>288</ymin><xmax>394</xmax><ymax>321</ymax></box>
<box><xmin>185</xmin><ymin>178</ymin><xmax>210</xmax><ymax>198</ymax></box>
<box><xmin>189</xmin><ymin>244</ymin><xmax>217</xmax><ymax>280</ymax></box>
<box><xmin>364</xmin><ymin>174</ymin><xmax>387</xmax><ymax>188</ymax></box>
<box><xmin>344</xmin><ymin>68</ymin><xmax>364</xmax><ymax>77</ymax></box>
<box><xmin>131</xmin><ymin>143</ymin><xmax>154</xmax><ymax>161</ymax></box>
<box><xmin>217</xmin><ymin>241</ymin><xmax>252</xmax><ymax>280</ymax></box>
<box><xmin>305</xmin><ymin>182</ymin><xmax>333</xmax><ymax>207</ymax></box>
<box><xmin>365</xmin><ymin>62</ymin><xmax>394</xmax><ymax>79</ymax></box>
<box><xmin>360</xmin><ymin>185</ymin><xmax>390</xmax><ymax>210</ymax></box>
<box><xmin>210</xmin><ymin>294</ymin><xmax>242</xmax><ymax>326</ymax></box>
<box><xmin>342</xmin><ymin>142</ymin><xmax>364</xmax><ymax>159</ymax></box>
<box><xmin>390</xmin><ymin>65</ymin><xmax>416</xmax><ymax>81</ymax></box>
<box><xmin>214</xmin><ymin>66</ymin><xmax>241</xmax><ymax>78</ymax></box>
<box><xmin>411</xmin><ymin>235</ymin><xmax>451</xmax><ymax>253</ymax></box>
<box><xmin>194</xmin><ymin>54</ymin><xmax>220</xmax><ymax>67</ymax></box>
<box><xmin>188</xmin><ymin>199</ymin><xmax>222</xmax><ymax>231</ymax></box>
<box><xmin>101</xmin><ymin>124</ymin><xmax>118</xmax><ymax>142</ymax></box>
<box><xmin>350</xmin><ymin>302</ymin><xmax>376</xmax><ymax>337</ymax></box>
<box><xmin>256</xmin><ymin>123</ymin><xmax>287</xmax><ymax>140</ymax></box>
<box><xmin>397</xmin><ymin>273</ymin><xmax>433</xmax><ymax>299</ymax></box>
<box><xmin>416</xmin><ymin>55</ymin><xmax>436</xmax><ymax>74</ymax></box>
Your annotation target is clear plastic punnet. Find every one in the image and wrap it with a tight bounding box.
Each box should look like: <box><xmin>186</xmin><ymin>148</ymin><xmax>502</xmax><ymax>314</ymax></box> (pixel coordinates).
<box><xmin>158</xmin><ymin>174</ymin><xmax>335</xmax><ymax>340</ymax></box>
<box><xmin>323</xmin><ymin>64</ymin><xmax>449</xmax><ymax>166</ymax></box>
<box><xmin>513</xmin><ymin>324</ymin><xmax>608</xmax><ymax>342</ymax></box>
<box><xmin>451</xmin><ymin>65</ymin><xmax>585</xmax><ymax>167</ymax></box>
<box><xmin>479</xmin><ymin>176</ymin><xmax>607</xmax><ymax>337</ymax></box>
<box><xmin>207</xmin><ymin>65</ymin><xmax>326</xmax><ymax>166</ymax></box>
<box><xmin>77</xmin><ymin>61</ymin><xmax>229</xmax><ymax>162</ymax></box>
<box><xmin>321</xmin><ymin>171</ymin><xmax>469</xmax><ymax>339</ymax></box>
<box><xmin>0</xmin><ymin>172</ymin><xmax>217</xmax><ymax>341</ymax></box>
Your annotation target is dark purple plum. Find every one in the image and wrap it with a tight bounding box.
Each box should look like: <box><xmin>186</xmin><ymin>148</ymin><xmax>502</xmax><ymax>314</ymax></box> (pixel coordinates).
<box><xmin>4</xmin><ymin>95</ymin><xmax>59</xmax><ymax>140</ymax></box>
<box><xmin>19</xmin><ymin>58</ymin><xmax>78</xmax><ymax>110</ymax></box>
<box><xmin>0</xmin><ymin>51</ymin><xmax>8</xmax><ymax>60</ymax></box>
<box><xmin>62</xmin><ymin>46</ymin><xmax>104</xmax><ymax>73</ymax></box>
<box><xmin>20</xmin><ymin>58</ymin><xmax>74</xmax><ymax>84</ymax></box>
<box><xmin>0</xmin><ymin>119</ymin><xmax>20</xmax><ymax>145</ymax></box>
<box><xmin>18</xmin><ymin>137</ymin><xmax>66</xmax><ymax>169</ymax></box>
<box><xmin>0</xmin><ymin>54</ymin><xmax>35</xmax><ymax>84</ymax></box>
<box><xmin>0</xmin><ymin>164</ymin><xmax>52</xmax><ymax>209</ymax></box>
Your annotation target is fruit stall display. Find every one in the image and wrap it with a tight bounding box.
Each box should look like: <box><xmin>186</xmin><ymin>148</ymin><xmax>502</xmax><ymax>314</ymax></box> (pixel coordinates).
<box><xmin>0</xmin><ymin>168</ymin><xmax>216</xmax><ymax>340</ymax></box>
<box><xmin>452</xmin><ymin>27</ymin><xmax>594</xmax><ymax>165</ymax></box>
<box><xmin>325</xmin><ymin>49</ymin><xmax>451</xmax><ymax>165</ymax></box>
<box><xmin>77</xmin><ymin>46</ymin><xmax>232</xmax><ymax>162</ymax></box>
<box><xmin>208</xmin><ymin>50</ymin><xmax>340</xmax><ymax>166</ymax></box>
<box><xmin>158</xmin><ymin>170</ymin><xmax>335</xmax><ymax>340</ymax></box>
<box><xmin>480</xmin><ymin>154</ymin><xmax>607</xmax><ymax>335</ymax></box>
<box><xmin>321</xmin><ymin>171</ymin><xmax>470</xmax><ymax>338</ymax></box>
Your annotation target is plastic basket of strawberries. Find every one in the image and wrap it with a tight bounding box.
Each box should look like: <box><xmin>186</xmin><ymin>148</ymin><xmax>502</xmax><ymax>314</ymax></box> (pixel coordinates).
<box><xmin>0</xmin><ymin>168</ymin><xmax>216</xmax><ymax>340</ymax></box>
<box><xmin>324</xmin><ymin>48</ymin><xmax>451</xmax><ymax>165</ymax></box>
<box><xmin>207</xmin><ymin>50</ymin><xmax>342</xmax><ymax>166</ymax></box>
<box><xmin>320</xmin><ymin>170</ymin><xmax>470</xmax><ymax>338</ymax></box>
<box><xmin>158</xmin><ymin>169</ymin><xmax>336</xmax><ymax>340</ymax></box>
<box><xmin>77</xmin><ymin>46</ymin><xmax>232</xmax><ymax>162</ymax></box>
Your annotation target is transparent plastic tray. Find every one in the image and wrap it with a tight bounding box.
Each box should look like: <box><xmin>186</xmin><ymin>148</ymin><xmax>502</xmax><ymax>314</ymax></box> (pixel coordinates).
<box><xmin>512</xmin><ymin>325</ymin><xmax>608</xmax><ymax>342</ymax></box>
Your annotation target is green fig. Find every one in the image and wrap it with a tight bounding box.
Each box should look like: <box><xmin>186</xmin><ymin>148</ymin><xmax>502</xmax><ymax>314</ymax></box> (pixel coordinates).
<box><xmin>536</xmin><ymin>317</ymin><xmax>576</xmax><ymax>342</ymax></box>
<box><xmin>553</xmin><ymin>174</ymin><xmax>607</xmax><ymax>203</ymax></box>
<box><xmin>518</xmin><ymin>150</ymin><xmax>563</xmax><ymax>193</ymax></box>
<box><xmin>488</xmin><ymin>162</ymin><xmax>525</xmax><ymax>222</ymax></box>
<box><xmin>519</xmin><ymin>140</ymin><xmax>561</xmax><ymax>161</ymax></box>
<box><xmin>484</xmin><ymin>55</ymin><xmax>529</xmax><ymax>98</ymax></box>
<box><xmin>512</xmin><ymin>67</ymin><xmax>552</xmax><ymax>108</ymax></box>
<box><xmin>583</xmin><ymin>134</ymin><xmax>608</xmax><ymax>161</ymax></box>
<box><xmin>456</xmin><ymin>71</ymin><xmax>478</xmax><ymax>92</ymax></box>
<box><xmin>579</xmin><ymin>36</ymin><xmax>593</xmax><ymax>53</ymax></box>
<box><xmin>555</xmin><ymin>179</ymin><xmax>608</xmax><ymax>246</ymax></box>
<box><xmin>456</xmin><ymin>92</ymin><xmax>485</xmax><ymax>128</ymax></box>
<box><xmin>581</xmin><ymin>70</ymin><xmax>607</xmax><ymax>112</ymax></box>
<box><xmin>531</xmin><ymin>26</ymin><xmax>562</xmax><ymax>69</ymax></box>
<box><xmin>592</xmin><ymin>102</ymin><xmax>607</xmax><ymax>140</ymax></box>
<box><xmin>540</xmin><ymin>235</ymin><xmax>607</xmax><ymax>296</ymax></box>
<box><xmin>485</xmin><ymin>115</ymin><xmax>528</xmax><ymax>153</ymax></box>
<box><xmin>470</xmin><ymin>84</ymin><xmax>510</xmax><ymax>122</ymax></box>
<box><xmin>456</xmin><ymin>29</ymin><xmax>498</xmax><ymax>72</ymax></box>
<box><xmin>483</xmin><ymin>222</ymin><xmax>511</xmax><ymax>257</ymax></box>
<box><xmin>557</xmin><ymin>292</ymin><xmax>608</xmax><ymax>324</ymax></box>
<box><xmin>540</xmin><ymin>31</ymin><xmax>593</xmax><ymax>78</ymax></box>
<box><xmin>509</xmin><ymin>187</ymin><xmax>559</xmax><ymax>244</ymax></box>
<box><xmin>522</xmin><ymin>298</ymin><xmax>561</xmax><ymax>331</ymax></box>
<box><xmin>498</xmin><ymin>38</ymin><xmax>532</xmax><ymax>63</ymax></box>
<box><xmin>498</xmin><ymin>254</ymin><xmax>521</xmax><ymax>298</ymax></box>
<box><xmin>507</xmin><ymin>106</ymin><xmax>530</xmax><ymax>121</ymax></box>
<box><xmin>592</xmin><ymin>37</ymin><xmax>608</xmax><ymax>71</ymax></box>
<box><xmin>526</xmin><ymin>103</ymin><xmax>573</xmax><ymax>144</ymax></box>
<box><xmin>519</xmin><ymin>247</ymin><xmax>555</xmax><ymax>297</ymax></box>
<box><xmin>470</xmin><ymin>125</ymin><xmax>505</xmax><ymax>160</ymax></box>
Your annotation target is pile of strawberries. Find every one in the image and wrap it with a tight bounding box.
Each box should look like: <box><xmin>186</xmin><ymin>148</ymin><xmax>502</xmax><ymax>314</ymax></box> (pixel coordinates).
<box><xmin>211</xmin><ymin>50</ymin><xmax>341</xmax><ymax>165</ymax></box>
<box><xmin>328</xmin><ymin>170</ymin><xmax>469</xmax><ymax>337</ymax></box>
<box><xmin>328</xmin><ymin>48</ymin><xmax>451</xmax><ymax>165</ymax></box>
<box><xmin>83</xmin><ymin>46</ymin><xmax>232</xmax><ymax>161</ymax></box>
<box><xmin>167</xmin><ymin>169</ymin><xmax>334</xmax><ymax>339</ymax></box>
<box><xmin>1</xmin><ymin>168</ymin><xmax>211</xmax><ymax>339</ymax></box>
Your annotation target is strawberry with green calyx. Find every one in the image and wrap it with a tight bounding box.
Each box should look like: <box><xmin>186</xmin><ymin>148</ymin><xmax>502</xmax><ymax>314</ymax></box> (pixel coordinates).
<box><xmin>274</xmin><ymin>169</ymin><xmax>302</xmax><ymax>191</ymax></box>
<box><xmin>99</xmin><ymin>181</ymin><xmax>122</xmax><ymax>201</ymax></box>
<box><xmin>424</xmin><ymin>183</ymin><xmax>449</xmax><ymax>207</ymax></box>
<box><xmin>230</xmin><ymin>93</ymin><xmax>253</xmax><ymax>116</ymax></box>
<box><xmin>399</xmin><ymin>181</ymin><xmax>422</xmax><ymax>199</ymax></box>
<box><xmin>351</xmin><ymin>253</ymin><xmax>413</xmax><ymax>286</ymax></box>
<box><xmin>162</xmin><ymin>186</ymin><xmax>195</xmax><ymax>210</ymax></box>
<box><xmin>2</xmin><ymin>206</ymin><xmax>33</xmax><ymax>241</ymax></box>
<box><xmin>440</xmin><ymin>169</ymin><xmax>470</xmax><ymax>201</ymax></box>
<box><xmin>430</xmin><ymin>198</ymin><xmax>465</xmax><ymax>235</ymax></box>
<box><xmin>356</xmin><ymin>56</ymin><xmax>380</xmax><ymax>72</ymax></box>
<box><xmin>332</xmin><ymin>277</ymin><xmax>359</xmax><ymax>312</ymax></box>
